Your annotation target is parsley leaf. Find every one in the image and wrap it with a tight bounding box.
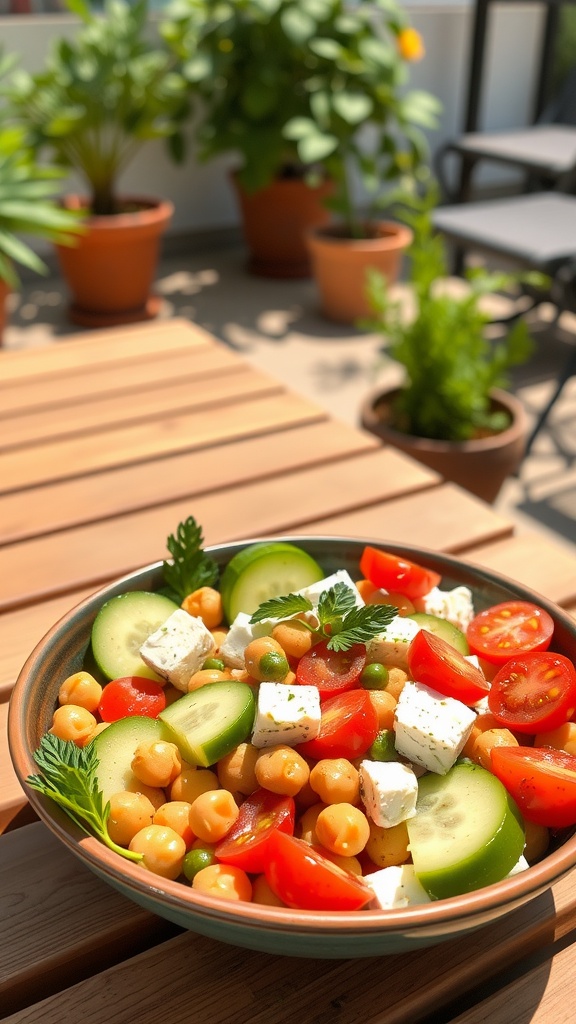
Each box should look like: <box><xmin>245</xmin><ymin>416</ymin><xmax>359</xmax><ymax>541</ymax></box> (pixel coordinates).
<box><xmin>250</xmin><ymin>593</ymin><xmax>313</xmax><ymax>623</ymax></box>
<box><xmin>163</xmin><ymin>516</ymin><xmax>219</xmax><ymax>602</ymax></box>
<box><xmin>317</xmin><ymin>582</ymin><xmax>358</xmax><ymax>628</ymax></box>
<box><xmin>27</xmin><ymin>734</ymin><xmax>143</xmax><ymax>863</ymax></box>
<box><xmin>327</xmin><ymin>603</ymin><xmax>397</xmax><ymax>652</ymax></box>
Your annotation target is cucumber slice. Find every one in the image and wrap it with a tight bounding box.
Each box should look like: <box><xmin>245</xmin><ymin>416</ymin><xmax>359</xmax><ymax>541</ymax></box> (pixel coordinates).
<box><xmin>159</xmin><ymin>680</ymin><xmax>255</xmax><ymax>767</ymax></box>
<box><xmin>219</xmin><ymin>542</ymin><xmax>324</xmax><ymax>622</ymax></box>
<box><xmin>90</xmin><ymin>591</ymin><xmax>179</xmax><ymax>682</ymax></box>
<box><xmin>408</xmin><ymin>612</ymin><xmax>470</xmax><ymax>656</ymax></box>
<box><xmin>407</xmin><ymin>761</ymin><xmax>525</xmax><ymax>900</ymax></box>
<box><xmin>92</xmin><ymin>715</ymin><xmax>171</xmax><ymax>802</ymax></box>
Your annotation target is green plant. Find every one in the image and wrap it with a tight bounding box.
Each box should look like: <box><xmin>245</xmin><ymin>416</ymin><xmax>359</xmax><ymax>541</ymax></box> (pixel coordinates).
<box><xmin>365</xmin><ymin>182</ymin><xmax>537</xmax><ymax>442</ymax></box>
<box><xmin>162</xmin><ymin>0</ymin><xmax>440</xmax><ymax>236</ymax></box>
<box><xmin>4</xmin><ymin>0</ymin><xmax>189</xmax><ymax>216</ymax></box>
<box><xmin>0</xmin><ymin>55</ymin><xmax>84</xmax><ymax>289</ymax></box>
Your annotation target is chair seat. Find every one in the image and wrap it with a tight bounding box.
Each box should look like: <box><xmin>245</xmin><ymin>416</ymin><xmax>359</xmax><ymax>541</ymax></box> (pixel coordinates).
<box><xmin>432</xmin><ymin>193</ymin><xmax>576</xmax><ymax>270</ymax></box>
<box><xmin>445</xmin><ymin>125</ymin><xmax>576</xmax><ymax>176</ymax></box>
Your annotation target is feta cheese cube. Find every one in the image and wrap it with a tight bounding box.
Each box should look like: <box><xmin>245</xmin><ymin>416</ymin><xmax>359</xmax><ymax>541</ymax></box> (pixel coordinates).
<box><xmin>359</xmin><ymin>760</ymin><xmax>418</xmax><ymax>827</ymax></box>
<box><xmin>251</xmin><ymin>681</ymin><xmax>321</xmax><ymax>748</ymax></box>
<box><xmin>139</xmin><ymin>609</ymin><xmax>215</xmax><ymax>692</ymax></box>
<box><xmin>365</xmin><ymin>865</ymin><xmax>431</xmax><ymax>909</ymax></box>
<box><xmin>507</xmin><ymin>855</ymin><xmax>529</xmax><ymax>878</ymax></box>
<box><xmin>297</xmin><ymin>570</ymin><xmax>364</xmax><ymax>609</ymax></box>
<box><xmin>365</xmin><ymin>615</ymin><xmax>421</xmax><ymax>670</ymax></box>
<box><xmin>394</xmin><ymin>680</ymin><xmax>476</xmax><ymax>775</ymax></box>
<box><xmin>413</xmin><ymin>586</ymin><xmax>475</xmax><ymax>632</ymax></box>
<box><xmin>218</xmin><ymin>612</ymin><xmax>275</xmax><ymax>669</ymax></box>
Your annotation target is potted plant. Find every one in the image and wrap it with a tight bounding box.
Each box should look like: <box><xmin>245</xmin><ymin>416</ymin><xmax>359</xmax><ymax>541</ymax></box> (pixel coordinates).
<box><xmin>359</xmin><ymin>182</ymin><xmax>537</xmax><ymax>504</ymax></box>
<box><xmin>162</xmin><ymin>0</ymin><xmax>439</xmax><ymax>284</ymax></box>
<box><xmin>4</xmin><ymin>0</ymin><xmax>189</xmax><ymax>327</ymax></box>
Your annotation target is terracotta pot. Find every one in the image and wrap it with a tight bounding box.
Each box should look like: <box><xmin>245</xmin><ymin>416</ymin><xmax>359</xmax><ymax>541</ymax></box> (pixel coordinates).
<box><xmin>306</xmin><ymin>221</ymin><xmax>413</xmax><ymax>324</ymax></box>
<box><xmin>0</xmin><ymin>278</ymin><xmax>9</xmax><ymax>345</ymax></box>
<box><xmin>56</xmin><ymin>196</ymin><xmax>173</xmax><ymax>328</ymax></box>
<box><xmin>360</xmin><ymin>386</ymin><xmax>527</xmax><ymax>504</ymax></box>
<box><xmin>232</xmin><ymin>172</ymin><xmax>334</xmax><ymax>278</ymax></box>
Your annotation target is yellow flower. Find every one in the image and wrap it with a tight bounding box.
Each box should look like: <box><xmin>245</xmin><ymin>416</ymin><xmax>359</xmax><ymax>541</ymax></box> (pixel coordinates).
<box><xmin>397</xmin><ymin>27</ymin><xmax>425</xmax><ymax>63</ymax></box>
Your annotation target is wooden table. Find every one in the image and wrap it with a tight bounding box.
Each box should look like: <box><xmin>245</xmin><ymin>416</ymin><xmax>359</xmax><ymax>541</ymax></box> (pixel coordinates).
<box><xmin>2</xmin><ymin>318</ymin><xmax>576</xmax><ymax>1024</ymax></box>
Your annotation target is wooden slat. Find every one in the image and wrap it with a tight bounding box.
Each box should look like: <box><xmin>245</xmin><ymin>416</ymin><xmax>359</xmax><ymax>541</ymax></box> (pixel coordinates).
<box><xmin>463</xmin><ymin>533</ymin><xmax>576</xmax><ymax>610</ymax></box>
<box><xmin>0</xmin><ymin>448</ymin><xmax>441</xmax><ymax>612</ymax></box>
<box><xmin>3</xmin><ymin>367</ymin><xmax>283</xmax><ymax>450</ymax></box>
<box><xmin>0</xmin><ymin>319</ymin><xmax>210</xmax><ymax>384</ymax></box>
<box><xmin>2</xmin><ymin>820</ymin><xmax>576</xmax><ymax>1024</ymax></box>
<box><xmin>0</xmin><ymin>392</ymin><xmax>326</xmax><ymax>494</ymax></box>
<box><xmin>0</xmin><ymin>702</ymin><xmax>27</xmax><ymax>830</ymax></box>
<box><xmin>0</xmin><ymin>344</ymin><xmax>243</xmax><ymax>419</ymax></box>
<box><xmin>0</xmin><ymin>421</ymin><xmax>379</xmax><ymax>547</ymax></box>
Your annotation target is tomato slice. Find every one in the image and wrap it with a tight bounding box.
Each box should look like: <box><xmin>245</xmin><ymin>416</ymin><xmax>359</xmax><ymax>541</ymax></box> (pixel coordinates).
<box><xmin>466</xmin><ymin>601</ymin><xmax>554</xmax><ymax>666</ymax></box>
<box><xmin>214</xmin><ymin>788</ymin><xmax>295</xmax><ymax>874</ymax></box>
<box><xmin>491</xmin><ymin>745</ymin><xmax>576</xmax><ymax>828</ymax></box>
<box><xmin>407</xmin><ymin>629</ymin><xmax>490</xmax><ymax>705</ymax></box>
<box><xmin>296</xmin><ymin>640</ymin><xmax>365</xmax><ymax>698</ymax></box>
<box><xmin>98</xmin><ymin>676</ymin><xmax>166</xmax><ymax>722</ymax></box>
<box><xmin>488</xmin><ymin>652</ymin><xmax>576</xmax><ymax>734</ymax></box>
<box><xmin>296</xmin><ymin>689</ymin><xmax>379</xmax><ymax>760</ymax></box>
<box><xmin>359</xmin><ymin>546</ymin><xmax>441</xmax><ymax>600</ymax></box>
<box><xmin>265</xmin><ymin>831</ymin><xmax>373</xmax><ymax>911</ymax></box>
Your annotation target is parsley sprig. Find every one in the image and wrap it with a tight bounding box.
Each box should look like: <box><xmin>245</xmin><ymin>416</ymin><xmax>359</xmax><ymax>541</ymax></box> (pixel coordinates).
<box><xmin>162</xmin><ymin>516</ymin><xmax>219</xmax><ymax>602</ymax></box>
<box><xmin>27</xmin><ymin>734</ymin><xmax>144</xmax><ymax>863</ymax></box>
<box><xmin>250</xmin><ymin>581</ymin><xmax>396</xmax><ymax>652</ymax></box>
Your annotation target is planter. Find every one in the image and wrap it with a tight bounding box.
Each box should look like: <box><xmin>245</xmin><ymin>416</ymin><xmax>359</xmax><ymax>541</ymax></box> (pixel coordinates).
<box><xmin>360</xmin><ymin>386</ymin><xmax>528</xmax><ymax>504</ymax></box>
<box><xmin>56</xmin><ymin>196</ymin><xmax>173</xmax><ymax>328</ymax></box>
<box><xmin>0</xmin><ymin>278</ymin><xmax>9</xmax><ymax>345</ymax></box>
<box><xmin>232</xmin><ymin>172</ymin><xmax>334</xmax><ymax>278</ymax></box>
<box><xmin>306</xmin><ymin>221</ymin><xmax>413</xmax><ymax>325</ymax></box>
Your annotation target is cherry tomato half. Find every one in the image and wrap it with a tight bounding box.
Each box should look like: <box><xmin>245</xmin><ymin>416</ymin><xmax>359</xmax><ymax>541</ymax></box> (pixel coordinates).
<box><xmin>466</xmin><ymin>601</ymin><xmax>554</xmax><ymax>666</ymax></box>
<box><xmin>296</xmin><ymin>640</ymin><xmax>366</xmax><ymax>698</ymax></box>
<box><xmin>296</xmin><ymin>689</ymin><xmax>379</xmax><ymax>761</ymax></box>
<box><xmin>491</xmin><ymin>745</ymin><xmax>576</xmax><ymax>828</ymax></box>
<box><xmin>214</xmin><ymin>788</ymin><xmax>295</xmax><ymax>874</ymax></box>
<box><xmin>265</xmin><ymin>831</ymin><xmax>373</xmax><ymax>911</ymax></box>
<box><xmin>98</xmin><ymin>676</ymin><xmax>166</xmax><ymax>722</ymax></box>
<box><xmin>359</xmin><ymin>546</ymin><xmax>441</xmax><ymax>600</ymax></box>
<box><xmin>407</xmin><ymin>629</ymin><xmax>490</xmax><ymax>705</ymax></box>
<box><xmin>488</xmin><ymin>652</ymin><xmax>576</xmax><ymax>734</ymax></box>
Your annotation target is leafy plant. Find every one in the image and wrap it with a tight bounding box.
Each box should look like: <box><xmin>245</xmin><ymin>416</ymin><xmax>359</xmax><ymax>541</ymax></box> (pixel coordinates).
<box><xmin>3</xmin><ymin>0</ymin><xmax>189</xmax><ymax>216</ymax></box>
<box><xmin>365</xmin><ymin>180</ymin><xmax>537</xmax><ymax>442</ymax></box>
<box><xmin>0</xmin><ymin>54</ymin><xmax>84</xmax><ymax>289</ymax></box>
<box><xmin>162</xmin><ymin>0</ymin><xmax>440</xmax><ymax>236</ymax></box>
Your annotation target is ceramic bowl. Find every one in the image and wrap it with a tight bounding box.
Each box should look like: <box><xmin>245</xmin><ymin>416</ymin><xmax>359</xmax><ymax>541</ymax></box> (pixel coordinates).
<box><xmin>8</xmin><ymin>536</ymin><xmax>576</xmax><ymax>958</ymax></box>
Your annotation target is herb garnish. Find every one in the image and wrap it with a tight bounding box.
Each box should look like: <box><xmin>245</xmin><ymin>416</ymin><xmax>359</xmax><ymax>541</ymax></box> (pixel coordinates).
<box><xmin>163</xmin><ymin>516</ymin><xmax>219</xmax><ymax>602</ymax></box>
<box><xmin>250</xmin><ymin>581</ymin><xmax>396</xmax><ymax>652</ymax></box>
<box><xmin>27</xmin><ymin>734</ymin><xmax>143</xmax><ymax>863</ymax></box>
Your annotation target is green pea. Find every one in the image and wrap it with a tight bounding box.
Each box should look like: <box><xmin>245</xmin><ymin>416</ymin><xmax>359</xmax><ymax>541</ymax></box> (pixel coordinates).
<box><xmin>259</xmin><ymin>650</ymin><xmax>290</xmax><ymax>681</ymax></box>
<box><xmin>361</xmin><ymin>662</ymin><xmax>389</xmax><ymax>690</ymax></box>
<box><xmin>203</xmin><ymin>657</ymin><xmax>225</xmax><ymax>671</ymax></box>
<box><xmin>369</xmin><ymin>729</ymin><xmax>397</xmax><ymax>762</ymax></box>
<box><xmin>182</xmin><ymin>848</ymin><xmax>216</xmax><ymax>882</ymax></box>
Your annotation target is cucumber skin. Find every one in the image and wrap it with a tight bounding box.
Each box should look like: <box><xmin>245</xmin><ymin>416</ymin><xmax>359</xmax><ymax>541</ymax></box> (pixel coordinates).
<box><xmin>92</xmin><ymin>716</ymin><xmax>171</xmax><ymax>803</ymax></box>
<box><xmin>90</xmin><ymin>591</ymin><xmax>179</xmax><ymax>681</ymax></box>
<box><xmin>219</xmin><ymin>542</ymin><xmax>324</xmax><ymax>622</ymax></box>
<box><xmin>408</xmin><ymin>612</ymin><xmax>470</xmax><ymax>656</ymax></box>
<box><xmin>159</xmin><ymin>681</ymin><xmax>256</xmax><ymax>767</ymax></box>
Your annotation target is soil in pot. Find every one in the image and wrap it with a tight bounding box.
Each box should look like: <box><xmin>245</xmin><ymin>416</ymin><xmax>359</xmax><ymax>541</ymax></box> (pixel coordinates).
<box><xmin>360</xmin><ymin>386</ymin><xmax>528</xmax><ymax>504</ymax></box>
<box><xmin>306</xmin><ymin>221</ymin><xmax>413</xmax><ymax>325</ymax></box>
<box><xmin>56</xmin><ymin>196</ymin><xmax>173</xmax><ymax>328</ymax></box>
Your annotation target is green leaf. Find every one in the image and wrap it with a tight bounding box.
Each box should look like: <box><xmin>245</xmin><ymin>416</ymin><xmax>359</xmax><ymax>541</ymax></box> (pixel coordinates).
<box><xmin>316</xmin><ymin>583</ymin><xmax>358</xmax><ymax>628</ymax></box>
<box><xmin>332</xmin><ymin>91</ymin><xmax>373</xmax><ymax>125</ymax></box>
<box><xmin>282</xmin><ymin>116</ymin><xmax>317</xmax><ymax>141</ymax></box>
<box><xmin>309</xmin><ymin>37</ymin><xmax>343</xmax><ymax>61</ymax></box>
<box><xmin>297</xmin><ymin>130</ymin><xmax>339</xmax><ymax>164</ymax></box>
<box><xmin>250</xmin><ymin>593</ymin><xmax>313</xmax><ymax>624</ymax></box>
<box><xmin>162</xmin><ymin>516</ymin><xmax>219</xmax><ymax>601</ymax></box>
<box><xmin>280</xmin><ymin>8</ymin><xmax>316</xmax><ymax>43</ymax></box>
<box><xmin>327</xmin><ymin>604</ymin><xmax>396</xmax><ymax>652</ymax></box>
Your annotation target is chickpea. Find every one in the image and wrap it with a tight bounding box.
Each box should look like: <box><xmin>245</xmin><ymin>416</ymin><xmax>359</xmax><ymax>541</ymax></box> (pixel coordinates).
<box><xmin>107</xmin><ymin>791</ymin><xmax>156</xmax><ymax>847</ymax></box>
<box><xmin>471</xmin><ymin>728</ymin><xmax>518</xmax><ymax>771</ymax></box>
<box><xmin>189</xmin><ymin>789</ymin><xmax>239</xmax><ymax>843</ymax></box>
<box><xmin>123</xmin><ymin>777</ymin><xmax>166</xmax><ymax>811</ymax></box>
<box><xmin>58</xmin><ymin>671</ymin><xmax>103</xmax><ymax>712</ymax></box>
<box><xmin>366</xmin><ymin>820</ymin><xmax>410</xmax><ymax>868</ymax></box>
<box><xmin>297</xmin><ymin>802</ymin><xmax>326</xmax><ymax>843</ymax></box>
<box><xmin>154</xmin><ymin>801</ymin><xmax>195</xmax><ymax>848</ymax></box>
<box><xmin>315</xmin><ymin>803</ymin><xmax>370</xmax><ymax>857</ymax></box>
<box><xmin>244</xmin><ymin>636</ymin><xmax>289</xmax><ymax>682</ymax></box>
<box><xmin>295</xmin><ymin>776</ymin><xmax>321</xmax><ymax>811</ymax></box>
<box><xmin>86</xmin><ymin>722</ymin><xmax>110</xmax><ymax>742</ymax></box>
<box><xmin>309</xmin><ymin>758</ymin><xmax>360</xmax><ymax>805</ymax></box>
<box><xmin>49</xmin><ymin>705</ymin><xmax>97</xmax><ymax>746</ymax></box>
<box><xmin>187</xmin><ymin>668</ymin><xmax>233</xmax><ymax>691</ymax></box>
<box><xmin>181</xmin><ymin>586</ymin><xmax>223</xmax><ymax>629</ymax></box>
<box><xmin>271</xmin><ymin>619</ymin><xmax>313</xmax><ymax>660</ymax></box>
<box><xmin>368</xmin><ymin>690</ymin><xmax>397</xmax><ymax>730</ymax></box>
<box><xmin>129</xmin><ymin>824</ymin><xmax>186</xmax><ymax>879</ymax></box>
<box><xmin>192</xmin><ymin>863</ymin><xmax>252</xmax><ymax>902</ymax></box>
<box><xmin>461</xmin><ymin>712</ymin><xmax>502</xmax><ymax>759</ymax></box>
<box><xmin>170</xmin><ymin>767</ymin><xmax>219</xmax><ymax>803</ymax></box>
<box><xmin>254</xmin><ymin>745</ymin><xmax>310</xmax><ymax>796</ymax></box>
<box><xmin>131</xmin><ymin>741</ymin><xmax>182</xmax><ymax>788</ymax></box>
<box><xmin>524</xmin><ymin>819</ymin><xmax>550</xmax><ymax>863</ymax></box>
<box><xmin>217</xmin><ymin>742</ymin><xmax>260</xmax><ymax>795</ymax></box>
<box><xmin>252</xmin><ymin>875</ymin><xmax>287</xmax><ymax>906</ymax></box>
<box><xmin>211</xmin><ymin>628</ymin><xmax>228</xmax><ymax>652</ymax></box>
<box><xmin>534</xmin><ymin>722</ymin><xmax>576</xmax><ymax>755</ymax></box>
<box><xmin>385</xmin><ymin>667</ymin><xmax>409</xmax><ymax>700</ymax></box>
<box><xmin>319</xmin><ymin>849</ymin><xmax>363</xmax><ymax>876</ymax></box>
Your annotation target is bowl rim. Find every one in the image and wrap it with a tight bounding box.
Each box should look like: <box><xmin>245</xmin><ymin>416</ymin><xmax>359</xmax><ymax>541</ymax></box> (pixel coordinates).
<box><xmin>9</xmin><ymin>534</ymin><xmax>576</xmax><ymax>937</ymax></box>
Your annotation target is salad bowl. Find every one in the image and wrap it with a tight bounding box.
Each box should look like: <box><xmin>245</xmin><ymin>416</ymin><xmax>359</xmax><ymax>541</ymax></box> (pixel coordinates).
<box><xmin>8</xmin><ymin>536</ymin><xmax>576</xmax><ymax>958</ymax></box>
